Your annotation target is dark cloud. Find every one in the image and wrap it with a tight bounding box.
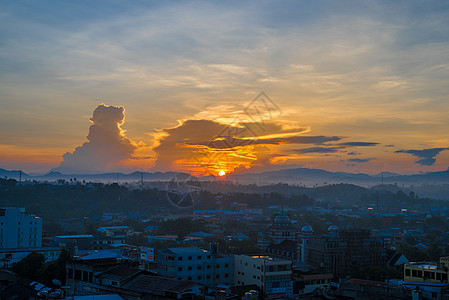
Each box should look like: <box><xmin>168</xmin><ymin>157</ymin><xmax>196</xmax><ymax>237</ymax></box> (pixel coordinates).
<box><xmin>192</xmin><ymin>135</ymin><xmax>343</xmax><ymax>149</ymax></box>
<box><xmin>153</xmin><ymin>118</ymin><xmax>342</xmax><ymax>173</ymax></box>
<box><xmin>293</xmin><ymin>146</ymin><xmax>343</xmax><ymax>154</ymax></box>
<box><xmin>339</xmin><ymin>142</ymin><xmax>379</xmax><ymax>147</ymax></box>
<box><xmin>54</xmin><ymin>104</ymin><xmax>139</xmax><ymax>173</ymax></box>
<box><xmin>347</xmin><ymin>152</ymin><xmax>359</xmax><ymax>155</ymax></box>
<box><xmin>395</xmin><ymin>148</ymin><xmax>449</xmax><ymax>166</ymax></box>
<box><xmin>347</xmin><ymin>158</ymin><xmax>375</xmax><ymax>163</ymax></box>
<box><xmin>153</xmin><ymin>119</ymin><xmax>230</xmax><ymax>171</ymax></box>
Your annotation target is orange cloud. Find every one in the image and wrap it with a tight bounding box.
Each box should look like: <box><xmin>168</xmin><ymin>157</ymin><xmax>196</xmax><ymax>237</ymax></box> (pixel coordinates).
<box><xmin>54</xmin><ymin>104</ymin><xmax>151</xmax><ymax>173</ymax></box>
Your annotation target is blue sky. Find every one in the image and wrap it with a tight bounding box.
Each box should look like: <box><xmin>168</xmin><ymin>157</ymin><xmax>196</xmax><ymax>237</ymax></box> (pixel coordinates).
<box><xmin>1</xmin><ymin>1</ymin><xmax>449</xmax><ymax>174</ymax></box>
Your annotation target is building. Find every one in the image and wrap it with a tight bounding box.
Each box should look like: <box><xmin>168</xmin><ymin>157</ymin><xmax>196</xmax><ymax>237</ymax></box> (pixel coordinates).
<box><xmin>296</xmin><ymin>225</ymin><xmax>314</xmax><ymax>263</ymax></box>
<box><xmin>404</xmin><ymin>256</ymin><xmax>449</xmax><ymax>283</ymax></box>
<box><xmin>53</xmin><ymin>235</ymin><xmax>125</xmax><ymax>254</ymax></box>
<box><xmin>157</xmin><ymin>245</ymin><xmax>233</xmax><ymax>286</ymax></box>
<box><xmin>268</xmin><ymin>213</ymin><xmax>297</xmax><ymax>245</ymax></box>
<box><xmin>66</xmin><ymin>256</ymin><xmax>207</xmax><ymax>299</ymax></box>
<box><xmin>0</xmin><ymin>247</ymin><xmax>61</xmax><ymax>269</ymax></box>
<box><xmin>307</xmin><ymin>227</ymin><xmax>385</xmax><ymax>278</ymax></box>
<box><xmin>234</xmin><ymin>254</ymin><xmax>293</xmax><ymax>299</ymax></box>
<box><xmin>97</xmin><ymin>226</ymin><xmax>133</xmax><ymax>238</ymax></box>
<box><xmin>0</xmin><ymin>207</ymin><xmax>42</xmax><ymax>249</ymax></box>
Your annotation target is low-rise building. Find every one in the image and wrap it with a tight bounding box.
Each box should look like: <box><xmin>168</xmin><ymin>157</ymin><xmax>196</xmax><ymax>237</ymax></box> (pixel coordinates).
<box><xmin>157</xmin><ymin>245</ymin><xmax>233</xmax><ymax>286</ymax></box>
<box><xmin>234</xmin><ymin>254</ymin><xmax>293</xmax><ymax>299</ymax></box>
<box><xmin>53</xmin><ymin>235</ymin><xmax>125</xmax><ymax>254</ymax></box>
<box><xmin>404</xmin><ymin>256</ymin><xmax>449</xmax><ymax>283</ymax></box>
<box><xmin>0</xmin><ymin>247</ymin><xmax>61</xmax><ymax>269</ymax></box>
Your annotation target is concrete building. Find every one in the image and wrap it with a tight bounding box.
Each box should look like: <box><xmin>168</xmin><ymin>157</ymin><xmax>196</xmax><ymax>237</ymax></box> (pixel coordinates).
<box><xmin>234</xmin><ymin>254</ymin><xmax>293</xmax><ymax>299</ymax></box>
<box><xmin>404</xmin><ymin>256</ymin><xmax>449</xmax><ymax>283</ymax></box>
<box><xmin>0</xmin><ymin>247</ymin><xmax>61</xmax><ymax>269</ymax></box>
<box><xmin>53</xmin><ymin>235</ymin><xmax>125</xmax><ymax>254</ymax></box>
<box><xmin>0</xmin><ymin>207</ymin><xmax>42</xmax><ymax>249</ymax></box>
<box><xmin>269</xmin><ymin>213</ymin><xmax>297</xmax><ymax>245</ymax></box>
<box><xmin>307</xmin><ymin>228</ymin><xmax>385</xmax><ymax>278</ymax></box>
<box><xmin>157</xmin><ymin>245</ymin><xmax>233</xmax><ymax>286</ymax></box>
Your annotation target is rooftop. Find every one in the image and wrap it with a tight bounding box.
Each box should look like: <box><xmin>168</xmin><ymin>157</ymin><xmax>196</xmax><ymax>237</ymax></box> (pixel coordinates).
<box><xmin>163</xmin><ymin>247</ymin><xmax>207</xmax><ymax>254</ymax></box>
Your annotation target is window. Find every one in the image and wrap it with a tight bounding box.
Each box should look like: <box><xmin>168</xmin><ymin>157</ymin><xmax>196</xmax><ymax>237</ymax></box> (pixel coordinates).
<box><xmin>207</xmin><ymin>265</ymin><xmax>211</xmax><ymax>269</ymax></box>
<box><xmin>188</xmin><ymin>276</ymin><xmax>192</xmax><ymax>280</ymax></box>
<box><xmin>178</xmin><ymin>267</ymin><xmax>183</xmax><ymax>271</ymax></box>
<box><xmin>188</xmin><ymin>266</ymin><xmax>192</xmax><ymax>271</ymax></box>
<box><xmin>197</xmin><ymin>276</ymin><xmax>202</xmax><ymax>280</ymax></box>
<box><xmin>225</xmin><ymin>273</ymin><xmax>229</xmax><ymax>278</ymax></box>
<box><xmin>197</xmin><ymin>265</ymin><xmax>201</xmax><ymax>270</ymax></box>
<box><xmin>225</xmin><ymin>264</ymin><xmax>229</xmax><ymax>268</ymax></box>
<box><xmin>188</xmin><ymin>256</ymin><xmax>192</xmax><ymax>260</ymax></box>
<box><xmin>207</xmin><ymin>275</ymin><xmax>211</xmax><ymax>279</ymax></box>
<box><xmin>198</xmin><ymin>256</ymin><xmax>201</xmax><ymax>260</ymax></box>
<box><xmin>178</xmin><ymin>257</ymin><xmax>183</xmax><ymax>261</ymax></box>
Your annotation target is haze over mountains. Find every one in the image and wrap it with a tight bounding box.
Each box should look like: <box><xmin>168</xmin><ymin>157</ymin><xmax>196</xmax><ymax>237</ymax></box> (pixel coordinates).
<box><xmin>2</xmin><ymin>167</ymin><xmax>449</xmax><ymax>187</ymax></box>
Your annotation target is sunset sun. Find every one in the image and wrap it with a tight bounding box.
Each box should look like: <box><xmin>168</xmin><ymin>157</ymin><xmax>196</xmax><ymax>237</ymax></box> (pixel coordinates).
<box><xmin>218</xmin><ymin>170</ymin><xmax>226</xmax><ymax>177</ymax></box>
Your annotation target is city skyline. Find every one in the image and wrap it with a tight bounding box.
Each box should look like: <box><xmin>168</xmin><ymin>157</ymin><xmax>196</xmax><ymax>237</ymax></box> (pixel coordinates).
<box><xmin>1</xmin><ymin>1</ymin><xmax>449</xmax><ymax>175</ymax></box>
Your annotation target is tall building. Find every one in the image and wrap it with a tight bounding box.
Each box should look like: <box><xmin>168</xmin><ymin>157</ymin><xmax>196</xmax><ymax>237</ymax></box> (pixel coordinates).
<box><xmin>234</xmin><ymin>254</ymin><xmax>293</xmax><ymax>299</ymax></box>
<box><xmin>296</xmin><ymin>225</ymin><xmax>314</xmax><ymax>263</ymax></box>
<box><xmin>269</xmin><ymin>213</ymin><xmax>297</xmax><ymax>245</ymax></box>
<box><xmin>307</xmin><ymin>227</ymin><xmax>385</xmax><ymax>278</ymax></box>
<box><xmin>0</xmin><ymin>207</ymin><xmax>42</xmax><ymax>249</ymax></box>
<box><xmin>157</xmin><ymin>245</ymin><xmax>234</xmax><ymax>286</ymax></box>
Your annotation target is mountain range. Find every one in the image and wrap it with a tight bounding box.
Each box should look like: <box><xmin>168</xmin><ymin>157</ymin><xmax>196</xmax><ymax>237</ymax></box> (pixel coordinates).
<box><xmin>2</xmin><ymin>167</ymin><xmax>449</xmax><ymax>187</ymax></box>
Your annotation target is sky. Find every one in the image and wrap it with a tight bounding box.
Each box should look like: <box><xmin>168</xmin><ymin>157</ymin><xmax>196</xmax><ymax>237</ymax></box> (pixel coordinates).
<box><xmin>1</xmin><ymin>0</ymin><xmax>449</xmax><ymax>176</ymax></box>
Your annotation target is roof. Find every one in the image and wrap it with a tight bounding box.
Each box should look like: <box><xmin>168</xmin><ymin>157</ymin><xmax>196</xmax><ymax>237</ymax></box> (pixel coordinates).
<box><xmin>346</xmin><ymin>279</ymin><xmax>389</xmax><ymax>287</ymax></box>
<box><xmin>71</xmin><ymin>295</ymin><xmax>125</xmax><ymax>300</ymax></box>
<box><xmin>98</xmin><ymin>265</ymin><xmax>143</xmax><ymax>282</ymax></box>
<box><xmin>78</xmin><ymin>250</ymin><xmax>125</xmax><ymax>260</ymax></box>
<box><xmin>98</xmin><ymin>226</ymin><xmax>130</xmax><ymax>230</ymax></box>
<box><xmin>164</xmin><ymin>247</ymin><xmax>206</xmax><ymax>254</ymax></box>
<box><xmin>300</xmin><ymin>274</ymin><xmax>333</xmax><ymax>281</ymax></box>
<box><xmin>124</xmin><ymin>274</ymin><xmax>201</xmax><ymax>296</ymax></box>
<box><xmin>268</xmin><ymin>239</ymin><xmax>297</xmax><ymax>252</ymax></box>
<box><xmin>186</xmin><ymin>231</ymin><xmax>215</xmax><ymax>237</ymax></box>
<box><xmin>55</xmin><ymin>235</ymin><xmax>94</xmax><ymax>239</ymax></box>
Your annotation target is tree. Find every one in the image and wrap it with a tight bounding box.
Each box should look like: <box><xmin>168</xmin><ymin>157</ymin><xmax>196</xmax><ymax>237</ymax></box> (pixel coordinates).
<box><xmin>11</xmin><ymin>252</ymin><xmax>45</xmax><ymax>281</ymax></box>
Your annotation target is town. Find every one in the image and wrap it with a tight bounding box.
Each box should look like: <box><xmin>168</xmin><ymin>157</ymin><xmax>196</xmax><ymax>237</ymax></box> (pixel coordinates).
<box><xmin>1</xmin><ymin>177</ymin><xmax>449</xmax><ymax>299</ymax></box>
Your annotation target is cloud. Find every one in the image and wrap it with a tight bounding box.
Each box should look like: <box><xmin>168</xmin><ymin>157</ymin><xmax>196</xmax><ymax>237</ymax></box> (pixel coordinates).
<box><xmin>152</xmin><ymin>117</ymin><xmax>344</xmax><ymax>174</ymax></box>
<box><xmin>347</xmin><ymin>158</ymin><xmax>375</xmax><ymax>163</ymax></box>
<box><xmin>338</xmin><ymin>142</ymin><xmax>379</xmax><ymax>147</ymax></box>
<box><xmin>54</xmin><ymin>104</ymin><xmax>140</xmax><ymax>173</ymax></box>
<box><xmin>347</xmin><ymin>151</ymin><xmax>359</xmax><ymax>155</ymax></box>
<box><xmin>293</xmin><ymin>146</ymin><xmax>343</xmax><ymax>154</ymax></box>
<box><xmin>395</xmin><ymin>148</ymin><xmax>449</xmax><ymax>166</ymax></box>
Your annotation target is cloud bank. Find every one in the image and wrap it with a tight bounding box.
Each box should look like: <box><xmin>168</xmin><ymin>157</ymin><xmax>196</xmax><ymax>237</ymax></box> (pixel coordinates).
<box><xmin>54</xmin><ymin>104</ymin><xmax>140</xmax><ymax>173</ymax></box>
<box><xmin>395</xmin><ymin>148</ymin><xmax>449</xmax><ymax>166</ymax></box>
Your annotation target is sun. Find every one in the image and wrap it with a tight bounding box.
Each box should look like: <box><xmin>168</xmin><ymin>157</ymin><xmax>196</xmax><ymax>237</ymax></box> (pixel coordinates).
<box><xmin>218</xmin><ymin>170</ymin><xmax>226</xmax><ymax>177</ymax></box>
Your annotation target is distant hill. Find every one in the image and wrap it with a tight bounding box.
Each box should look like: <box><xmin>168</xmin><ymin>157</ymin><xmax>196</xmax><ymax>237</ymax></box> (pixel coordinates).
<box><xmin>0</xmin><ymin>168</ymin><xmax>193</xmax><ymax>182</ymax></box>
<box><xmin>233</xmin><ymin>167</ymin><xmax>449</xmax><ymax>186</ymax></box>
<box><xmin>3</xmin><ymin>166</ymin><xmax>449</xmax><ymax>187</ymax></box>
<box><xmin>0</xmin><ymin>169</ymin><xmax>32</xmax><ymax>181</ymax></box>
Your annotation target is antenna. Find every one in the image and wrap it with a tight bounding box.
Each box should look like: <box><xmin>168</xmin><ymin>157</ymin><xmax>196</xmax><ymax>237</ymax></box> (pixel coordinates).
<box><xmin>19</xmin><ymin>170</ymin><xmax>22</xmax><ymax>183</ymax></box>
<box><xmin>141</xmin><ymin>172</ymin><xmax>143</xmax><ymax>185</ymax></box>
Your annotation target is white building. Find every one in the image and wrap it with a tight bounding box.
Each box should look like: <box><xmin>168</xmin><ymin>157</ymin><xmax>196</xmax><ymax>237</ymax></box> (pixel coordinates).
<box><xmin>0</xmin><ymin>207</ymin><xmax>42</xmax><ymax>249</ymax></box>
<box><xmin>157</xmin><ymin>245</ymin><xmax>234</xmax><ymax>286</ymax></box>
<box><xmin>234</xmin><ymin>254</ymin><xmax>293</xmax><ymax>299</ymax></box>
